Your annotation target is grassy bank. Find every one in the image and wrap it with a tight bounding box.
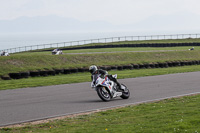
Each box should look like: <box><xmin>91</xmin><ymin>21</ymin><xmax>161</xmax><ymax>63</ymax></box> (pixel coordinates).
<box><xmin>1</xmin><ymin>65</ymin><xmax>200</xmax><ymax>90</ymax></box>
<box><xmin>1</xmin><ymin>94</ymin><xmax>199</xmax><ymax>132</ymax></box>
<box><xmin>1</xmin><ymin>48</ymin><xmax>200</xmax><ymax>76</ymax></box>
<box><xmin>15</xmin><ymin>46</ymin><xmax>199</xmax><ymax>55</ymax></box>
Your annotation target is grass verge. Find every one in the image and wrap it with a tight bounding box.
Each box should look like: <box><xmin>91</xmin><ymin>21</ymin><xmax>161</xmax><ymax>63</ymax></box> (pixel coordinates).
<box><xmin>1</xmin><ymin>94</ymin><xmax>199</xmax><ymax>133</ymax></box>
<box><xmin>1</xmin><ymin>65</ymin><xmax>200</xmax><ymax>90</ymax></box>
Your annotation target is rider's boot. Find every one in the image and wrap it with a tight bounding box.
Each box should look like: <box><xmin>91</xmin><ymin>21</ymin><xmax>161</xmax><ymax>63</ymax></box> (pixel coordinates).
<box><xmin>116</xmin><ymin>81</ymin><xmax>123</xmax><ymax>91</ymax></box>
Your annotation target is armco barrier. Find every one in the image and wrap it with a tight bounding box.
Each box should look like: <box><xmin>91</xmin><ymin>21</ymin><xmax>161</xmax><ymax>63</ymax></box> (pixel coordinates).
<box><xmin>2</xmin><ymin>60</ymin><xmax>200</xmax><ymax>80</ymax></box>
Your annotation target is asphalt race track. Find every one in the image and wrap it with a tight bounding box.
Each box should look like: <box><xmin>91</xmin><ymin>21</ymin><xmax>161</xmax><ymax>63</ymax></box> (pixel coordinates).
<box><xmin>0</xmin><ymin>72</ymin><xmax>200</xmax><ymax>127</ymax></box>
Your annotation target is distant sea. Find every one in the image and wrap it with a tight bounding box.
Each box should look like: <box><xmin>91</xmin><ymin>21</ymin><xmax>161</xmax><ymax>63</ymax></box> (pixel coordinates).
<box><xmin>0</xmin><ymin>30</ymin><xmax>197</xmax><ymax>50</ymax></box>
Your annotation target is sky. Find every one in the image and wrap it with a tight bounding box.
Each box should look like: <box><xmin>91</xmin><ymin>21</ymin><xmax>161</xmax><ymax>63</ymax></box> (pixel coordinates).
<box><xmin>1</xmin><ymin>0</ymin><xmax>200</xmax><ymax>50</ymax></box>
<box><xmin>0</xmin><ymin>0</ymin><xmax>200</xmax><ymax>33</ymax></box>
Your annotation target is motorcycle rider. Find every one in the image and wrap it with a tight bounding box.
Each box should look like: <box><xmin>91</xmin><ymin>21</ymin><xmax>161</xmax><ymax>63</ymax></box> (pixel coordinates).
<box><xmin>89</xmin><ymin>65</ymin><xmax>122</xmax><ymax>90</ymax></box>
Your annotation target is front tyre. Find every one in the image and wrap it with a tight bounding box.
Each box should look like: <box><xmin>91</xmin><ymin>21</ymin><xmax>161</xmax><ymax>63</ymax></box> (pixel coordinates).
<box><xmin>120</xmin><ymin>84</ymin><xmax>130</xmax><ymax>99</ymax></box>
<box><xmin>96</xmin><ymin>87</ymin><xmax>111</xmax><ymax>102</ymax></box>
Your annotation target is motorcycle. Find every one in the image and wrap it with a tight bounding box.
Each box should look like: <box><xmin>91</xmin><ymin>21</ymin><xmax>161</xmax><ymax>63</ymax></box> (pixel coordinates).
<box><xmin>52</xmin><ymin>49</ymin><xmax>63</xmax><ymax>55</ymax></box>
<box><xmin>91</xmin><ymin>74</ymin><xmax>130</xmax><ymax>101</ymax></box>
<box><xmin>0</xmin><ymin>51</ymin><xmax>10</xmax><ymax>56</ymax></box>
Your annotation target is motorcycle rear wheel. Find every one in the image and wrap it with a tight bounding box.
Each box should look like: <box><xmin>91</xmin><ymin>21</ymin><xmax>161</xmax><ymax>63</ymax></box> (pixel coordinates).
<box><xmin>120</xmin><ymin>84</ymin><xmax>130</xmax><ymax>99</ymax></box>
<box><xmin>96</xmin><ymin>87</ymin><xmax>111</xmax><ymax>102</ymax></box>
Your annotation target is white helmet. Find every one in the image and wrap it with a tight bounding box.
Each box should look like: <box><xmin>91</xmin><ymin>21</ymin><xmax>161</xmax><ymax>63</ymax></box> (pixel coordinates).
<box><xmin>89</xmin><ymin>65</ymin><xmax>97</xmax><ymax>74</ymax></box>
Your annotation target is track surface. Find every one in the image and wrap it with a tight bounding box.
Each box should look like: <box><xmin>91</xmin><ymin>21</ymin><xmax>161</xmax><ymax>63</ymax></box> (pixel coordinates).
<box><xmin>64</xmin><ymin>50</ymin><xmax>183</xmax><ymax>55</ymax></box>
<box><xmin>0</xmin><ymin>72</ymin><xmax>200</xmax><ymax>127</ymax></box>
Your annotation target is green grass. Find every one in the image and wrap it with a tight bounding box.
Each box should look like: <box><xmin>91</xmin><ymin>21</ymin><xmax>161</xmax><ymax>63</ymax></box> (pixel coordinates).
<box><xmin>1</xmin><ymin>46</ymin><xmax>200</xmax><ymax>90</ymax></box>
<box><xmin>13</xmin><ymin>46</ymin><xmax>200</xmax><ymax>55</ymax></box>
<box><xmin>1</xmin><ymin>48</ymin><xmax>200</xmax><ymax>76</ymax></box>
<box><xmin>1</xmin><ymin>94</ymin><xmax>199</xmax><ymax>133</ymax></box>
<box><xmin>1</xmin><ymin>65</ymin><xmax>200</xmax><ymax>90</ymax></box>
<box><xmin>61</xmin><ymin>46</ymin><xmax>195</xmax><ymax>53</ymax></box>
<box><xmin>1</xmin><ymin>39</ymin><xmax>200</xmax><ymax>132</ymax></box>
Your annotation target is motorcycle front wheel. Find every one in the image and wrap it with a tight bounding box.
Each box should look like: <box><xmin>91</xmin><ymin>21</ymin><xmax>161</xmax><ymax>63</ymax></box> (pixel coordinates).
<box><xmin>96</xmin><ymin>87</ymin><xmax>111</xmax><ymax>102</ymax></box>
<box><xmin>120</xmin><ymin>84</ymin><xmax>130</xmax><ymax>99</ymax></box>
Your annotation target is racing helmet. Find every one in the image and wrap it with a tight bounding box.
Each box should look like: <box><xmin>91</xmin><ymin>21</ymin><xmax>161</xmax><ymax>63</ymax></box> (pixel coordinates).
<box><xmin>89</xmin><ymin>65</ymin><xmax>97</xmax><ymax>74</ymax></box>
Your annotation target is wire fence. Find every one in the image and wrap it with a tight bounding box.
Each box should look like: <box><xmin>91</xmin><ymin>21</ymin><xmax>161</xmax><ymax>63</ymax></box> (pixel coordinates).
<box><xmin>1</xmin><ymin>33</ymin><xmax>200</xmax><ymax>54</ymax></box>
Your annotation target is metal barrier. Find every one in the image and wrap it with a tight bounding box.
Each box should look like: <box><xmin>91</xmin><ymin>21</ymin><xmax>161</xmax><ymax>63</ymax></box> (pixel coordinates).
<box><xmin>1</xmin><ymin>33</ymin><xmax>200</xmax><ymax>54</ymax></box>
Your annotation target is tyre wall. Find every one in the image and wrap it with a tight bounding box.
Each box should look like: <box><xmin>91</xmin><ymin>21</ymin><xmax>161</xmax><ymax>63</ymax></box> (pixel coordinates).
<box><xmin>41</xmin><ymin>42</ymin><xmax>200</xmax><ymax>52</ymax></box>
<box><xmin>2</xmin><ymin>60</ymin><xmax>200</xmax><ymax>80</ymax></box>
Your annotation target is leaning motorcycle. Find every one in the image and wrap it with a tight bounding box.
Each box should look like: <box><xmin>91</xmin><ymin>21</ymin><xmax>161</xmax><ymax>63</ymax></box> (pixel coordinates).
<box><xmin>91</xmin><ymin>74</ymin><xmax>130</xmax><ymax>102</ymax></box>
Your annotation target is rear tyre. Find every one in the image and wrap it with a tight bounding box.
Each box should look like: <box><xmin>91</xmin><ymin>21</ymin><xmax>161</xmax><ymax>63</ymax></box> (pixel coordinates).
<box><xmin>120</xmin><ymin>84</ymin><xmax>130</xmax><ymax>99</ymax></box>
<box><xmin>96</xmin><ymin>87</ymin><xmax>111</xmax><ymax>102</ymax></box>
